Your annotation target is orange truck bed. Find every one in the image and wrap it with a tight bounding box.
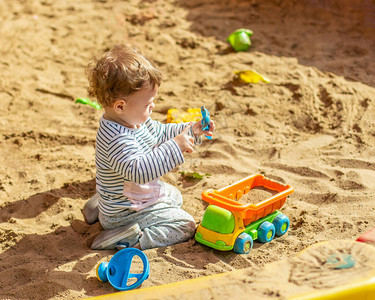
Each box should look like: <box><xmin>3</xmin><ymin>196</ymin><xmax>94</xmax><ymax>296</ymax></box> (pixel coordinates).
<box><xmin>202</xmin><ymin>174</ymin><xmax>294</xmax><ymax>225</ymax></box>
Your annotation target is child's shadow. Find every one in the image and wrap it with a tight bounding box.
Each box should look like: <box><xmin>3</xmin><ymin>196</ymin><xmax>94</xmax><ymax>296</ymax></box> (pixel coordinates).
<box><xmin>0</xmin><ymin>179</ymin><xmax>96</xmax><ymax>222</ymax></box>
<box><xmin>0</xmin><ymin>180</ymin><xmax>120</xmax><ymax>299</ymax></box>
<box><xmin>0</xmin><ymin>222</ymin><xmax>118</xmax><ymax>299</ymax></box>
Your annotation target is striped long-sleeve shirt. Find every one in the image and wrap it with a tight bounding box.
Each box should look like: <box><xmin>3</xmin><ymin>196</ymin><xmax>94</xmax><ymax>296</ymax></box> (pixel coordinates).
<box><xmin>95</xmin><ymin>116</ymin><xmax>201</xmax><ymax>216</ymax></box>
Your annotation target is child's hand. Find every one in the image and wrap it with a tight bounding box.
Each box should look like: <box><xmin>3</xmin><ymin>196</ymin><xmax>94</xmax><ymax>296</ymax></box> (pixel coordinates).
<box><xmin>174</xmin><ymin>123</ymin><xmax>195</xmax><ymax>153</ymax></box>
<box><xmin>193</xmin><ymin>119</ymin><xmax>215</xmax><ymax>137</ymax></box>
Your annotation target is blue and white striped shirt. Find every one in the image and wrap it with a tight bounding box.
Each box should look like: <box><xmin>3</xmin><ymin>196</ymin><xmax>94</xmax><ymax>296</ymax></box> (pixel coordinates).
<box><xmin>95</xmin><ymin>116</ymin><xmax>200</xmax><ymax>216</ymax></box>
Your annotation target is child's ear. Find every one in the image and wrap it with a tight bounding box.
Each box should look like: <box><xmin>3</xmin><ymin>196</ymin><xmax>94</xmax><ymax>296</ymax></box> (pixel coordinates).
<box><xmin>113</xmin><ymin>99</ymin><xmax>127</xmax><ymax>113</ymax></box>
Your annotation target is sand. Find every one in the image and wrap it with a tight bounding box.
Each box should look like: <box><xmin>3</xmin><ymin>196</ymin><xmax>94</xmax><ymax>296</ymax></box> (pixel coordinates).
<box><xmin>123</xmin><ymin>240</ymin><xmax>375</xmax><ymax>299</ymax></box>
<box><xmin>0</xmin><ymin>0</ymin><xmax>375</xmax><ymax>299</ymax></box>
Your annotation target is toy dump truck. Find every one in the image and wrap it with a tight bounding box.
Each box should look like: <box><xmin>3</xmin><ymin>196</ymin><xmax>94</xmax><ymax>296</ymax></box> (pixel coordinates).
<box><xmin>195</xmin><ymin>174</ymin><xmax>294</xmax><ymax>254</ymax></box>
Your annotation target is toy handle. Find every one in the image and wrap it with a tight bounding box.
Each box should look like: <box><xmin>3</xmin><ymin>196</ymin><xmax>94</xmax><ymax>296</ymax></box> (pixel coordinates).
<box><xmin>200</xmin><ymin>105</ymin><xmax>212</xmax><ymax>140</ymax></box>
<box><xmin>118</xmin><ymin>251</ymin><xmax>150</xmax><ymax>291</ymax></box>
<box><xmin>129</xmin><ymin>272</ymin><xmax>145</xmax><ymax>280</ymax></box>
<box><xmin>202</xmin><ymin>124</ymin><xmax>212</xmax><ymax>140</ymax></box>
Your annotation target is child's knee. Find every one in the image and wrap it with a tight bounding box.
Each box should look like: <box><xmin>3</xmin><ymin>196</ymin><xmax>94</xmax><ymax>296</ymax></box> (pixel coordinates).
<box><xmin>177</xmin><ymin>217</ymin><xmax>196</xmax><ymax>239</ymax></box>
<box><xmin>140</xmin><ymin>219</ymin><xmax>195</xmax><ymax>250</ymax></box>
<box><xmin>186</xmin><ymin>220</ymin><xmax>196</xmax><ymax>238</ymax></box>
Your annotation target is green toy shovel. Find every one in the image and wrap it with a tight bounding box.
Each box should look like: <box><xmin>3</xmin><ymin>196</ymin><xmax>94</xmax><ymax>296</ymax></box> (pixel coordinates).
<box><xmin>75</xmin><ymin>98</ymin><xmax>101</xmax><ymax>110</ymax></box>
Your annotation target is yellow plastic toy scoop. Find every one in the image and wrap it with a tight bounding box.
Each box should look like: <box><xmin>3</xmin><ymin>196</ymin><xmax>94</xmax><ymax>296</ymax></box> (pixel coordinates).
<box><xmin>234</xmin><ymin>70</ymin><xmax>270</xmax><ymax>84</ymax></box>
<box><xmin>166</xmin><ymin>108</ymin><xmax>201</xmax><ymax>123</ymax></box>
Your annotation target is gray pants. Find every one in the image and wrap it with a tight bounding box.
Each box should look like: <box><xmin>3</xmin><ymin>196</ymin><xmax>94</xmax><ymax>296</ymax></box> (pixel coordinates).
<box><xmin>98</xmin><ymin>182</ymin><xmax>196</xmax><ymax>250</ymax></box>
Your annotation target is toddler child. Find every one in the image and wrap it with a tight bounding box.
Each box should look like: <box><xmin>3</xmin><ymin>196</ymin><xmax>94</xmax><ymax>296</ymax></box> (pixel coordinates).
<box><xmin>83</xmin><ymin>45</ymin><xmax>215</xmax><ymax>250</ymax></box>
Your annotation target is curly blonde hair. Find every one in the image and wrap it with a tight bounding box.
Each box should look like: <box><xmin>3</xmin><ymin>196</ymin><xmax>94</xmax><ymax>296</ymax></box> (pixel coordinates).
<box><xmin>86</xmin><ymin>45</ymin><xmax>162</xmax><ymax>107</ymax></box>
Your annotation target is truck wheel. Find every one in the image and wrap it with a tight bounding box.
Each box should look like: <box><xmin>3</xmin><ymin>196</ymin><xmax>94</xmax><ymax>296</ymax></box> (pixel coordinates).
<box><xmin>234</xmin><ymin>233</ymin><xmax>253</xmax><ymax>254</ymax></box>
<box><xmin>258</xmin><ymin>221</ymin><xmax>275</xmax><ymax>243</ymax></box>
<box><xmin>273</xmin><ymin>214</ymin><xmax>290</xmax><ymax>236</ymax></box>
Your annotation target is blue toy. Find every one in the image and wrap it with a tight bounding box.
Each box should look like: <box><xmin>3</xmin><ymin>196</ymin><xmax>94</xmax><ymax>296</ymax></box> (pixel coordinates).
<box><xmin>96</xmin><ymin>248</ymin><xmax>150</xmax><ymax>291</ymax></box>
<box><xmin>200</xmin><ymin>105</ymin><xmax>212</xmax><ymax>140</ymax></box>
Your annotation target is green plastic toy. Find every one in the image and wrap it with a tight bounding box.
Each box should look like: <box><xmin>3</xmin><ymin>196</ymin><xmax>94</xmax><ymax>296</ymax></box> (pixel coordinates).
<box><xmin>75</xmin><ymin>98</ymin><xmax>101</xmax><ymax>109</ymax></box>
<box><xmin>195</xmin><ymin>174</ymin><xmax>294</xmax><ymax>254</ymax></box>
<box><xmin>227</xmin><ymin>28</ymin><xmax>253</xmax><ymax>52</ymax></box>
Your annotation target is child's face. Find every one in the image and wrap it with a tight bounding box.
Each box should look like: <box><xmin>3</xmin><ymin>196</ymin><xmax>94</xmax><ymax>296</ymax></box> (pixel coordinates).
<box><xmin>121</xmin><ymin>85</ymin><xmax>158</xmax><ymax>126</ymax></box>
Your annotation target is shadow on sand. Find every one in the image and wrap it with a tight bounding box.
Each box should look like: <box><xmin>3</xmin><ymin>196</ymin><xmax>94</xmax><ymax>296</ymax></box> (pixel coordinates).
<box><xmin>177</xmin><ymin>0</ymin><xmax>375</xmax><ymax>87</ymax></box>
